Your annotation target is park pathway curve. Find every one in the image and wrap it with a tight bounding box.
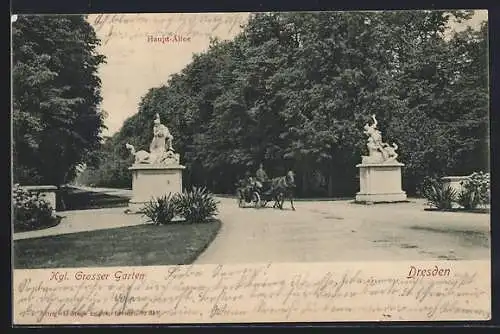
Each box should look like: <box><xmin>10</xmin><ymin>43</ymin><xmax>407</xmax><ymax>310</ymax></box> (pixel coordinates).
<box><xmin>14</xmin><ymin>186</ymin><xmax>490</xmax><ymax>263</ymax></box>
<box><xmin>13</xmin><ymin>187</ymin><xmax>142</xmax><ymax>241</ymax></box>
<box><xmin>195</xmin><ymin>197</ymin><xmax>490</xmax><ymax>263</ymax></box>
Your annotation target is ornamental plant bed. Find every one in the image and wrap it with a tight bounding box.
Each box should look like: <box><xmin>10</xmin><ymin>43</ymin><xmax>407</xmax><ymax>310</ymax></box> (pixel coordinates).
<box><xmin>421</xmin><ymin>172</ymin><xmax>490</xmax><ymax>212</ymax></box>
<box><xmin>13</xmin><ymin>219</ymin><xmax>222</xmax><ymax>269</ymax></box>
<box><xmin>13</xmin><ymin>184</ymin><xmax>62</xmax><ymax>233</ymax></box>
<box><xmin>57</xmin><ymin>186</ymin><xmax>129</xmax><ymax>211</ymax></box>
<box><xmin>141</xmin><ymin>186</ymin><xmax>219</xmax><ymax>225</ymax></box>
<box><xmin>14</xmin><ymin>215</ymin><xmax>63</xmax><ymax>233</ymax></box>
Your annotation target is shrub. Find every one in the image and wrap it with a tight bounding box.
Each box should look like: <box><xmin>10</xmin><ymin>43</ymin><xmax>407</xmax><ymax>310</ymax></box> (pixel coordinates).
<box><xmin>457</xmin><ymin>171</ymin><xmax>490</xmax><ymax>210</ymax></box>
<box><xmin>470</xmin><ymin>171</ymin><xmax>490</xmax><ymax>205</ymax></box>
<box><xmin>142</xmin><ymin>193</ymin><xmax>178</xmax><ymax>225</ymax></box>
<box><xmin>13</xmin><ymin>184</ymin><xmax>59</xmax><ymax>232</ymax></box>
<box><xmin>176</xmin><ymin>186</ymin><xmax>219</xmax><ymax>223</ymax></box>
<box><xmin>457</xmin><ymin>187</ymin><xmax>480</xmax><ymax>210</ymax></box>
<box><xmin>421</xmin><ymin>177</ymin><xmax>457</xmax><ymax>210</ymax></box>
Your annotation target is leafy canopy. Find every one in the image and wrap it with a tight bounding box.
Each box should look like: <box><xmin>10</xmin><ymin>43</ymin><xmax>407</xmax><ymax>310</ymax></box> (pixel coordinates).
<box><xmin>80</xmin><ymin>11</ymin><xmax>488</xmax><ymax>197</ymax></box>
<box><xmin>12</xmin><ymin>15</ymin><xmax>106</xmax><ymax>186</ymax></box>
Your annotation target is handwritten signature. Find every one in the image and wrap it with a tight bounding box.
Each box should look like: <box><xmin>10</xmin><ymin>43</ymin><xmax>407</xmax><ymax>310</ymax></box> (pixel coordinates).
<box><xmin>89</xmin><ymin>14</ymin><xmax>249</xmax><ymax>46</ymax></box>
<box><xmin>13</xmin><ymin>263</ymin><xmax>490</xmax><ymax>323</ymax></box>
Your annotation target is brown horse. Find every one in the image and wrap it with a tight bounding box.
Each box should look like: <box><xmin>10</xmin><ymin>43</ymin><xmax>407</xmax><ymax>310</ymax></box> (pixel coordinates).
<box><xmin>269</xmin><ymin>170</ymin><xmax>296</xmax><ymax>210</ymax></box>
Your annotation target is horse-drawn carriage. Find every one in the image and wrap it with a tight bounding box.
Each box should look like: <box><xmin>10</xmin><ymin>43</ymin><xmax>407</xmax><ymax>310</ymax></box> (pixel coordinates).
<box><xmin>236</xmin><ymin>180</ymin><xmax>274</xmax><ymax>208</ymax></box>
<box><xmin>236</xmin><ymin>170</ymin><xmax>296</xmax><ymax>210</ymax></box>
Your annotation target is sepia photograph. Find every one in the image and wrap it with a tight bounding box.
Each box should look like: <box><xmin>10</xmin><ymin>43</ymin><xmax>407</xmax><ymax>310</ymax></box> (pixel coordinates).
<box><xmin>11</xmin><ymin>10</ymin><xmax>491</xmax><ymax>324</ymax></box>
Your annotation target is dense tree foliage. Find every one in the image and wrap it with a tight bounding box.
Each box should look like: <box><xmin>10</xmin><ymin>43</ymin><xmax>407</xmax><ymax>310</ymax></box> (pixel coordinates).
<box><xmin>12</xmin><ymin>15</ymin><xmax>106</xmax><ymax>186</ymax></box>
<box><xmin>80</xmin><ymin>11</ymin><xmax>489</xmax><ymax>197</ymax></box>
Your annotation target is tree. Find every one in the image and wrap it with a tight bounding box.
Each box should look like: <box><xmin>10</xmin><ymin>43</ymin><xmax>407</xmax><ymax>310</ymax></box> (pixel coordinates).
<box><xmin>83</xmin><ymin>11</ymin><xmax>488</xmax><ymax>197</ymax></box>
<box><xmin>377</xmin><ymin>10</ymin><xmax>487</xmax><ymax>192</ymax></box>
<box><xmin>12</xmin><ymin>15</ymin><xmax>106</xmax><ymax>186</ymax></box>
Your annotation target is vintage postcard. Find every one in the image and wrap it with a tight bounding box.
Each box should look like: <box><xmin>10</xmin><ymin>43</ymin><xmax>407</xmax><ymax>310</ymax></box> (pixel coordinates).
<box><xmin>11</xmin><ymin>10</ymin><xmax>491</xmax><ymax>325</ymax></box>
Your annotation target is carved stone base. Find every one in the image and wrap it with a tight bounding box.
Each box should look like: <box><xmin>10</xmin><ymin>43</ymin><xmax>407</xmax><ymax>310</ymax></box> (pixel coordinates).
<box><xmin>127</xmin><ymin>164</ymin><xmax>185</xmax><ymax>213</ymax></box>
<box><xmin>355</xmin><ymin>192</ymin><xmax>408</xmax><ymax>203</ymax></box>
<box><xmin>362</xmin><ymin>153</ymin><xmax>384</xmax><ymax>164</ymax></box>
<box><xmin>355</xmin><ymin>162</ymin><xmax>407</xmax><ymax>203</ymax></box>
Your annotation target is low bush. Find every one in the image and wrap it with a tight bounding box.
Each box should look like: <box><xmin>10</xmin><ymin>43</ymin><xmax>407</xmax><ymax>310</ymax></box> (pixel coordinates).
<box><xmin>457</xmin><ymin>171</ymin><xmax>490</xmax><ymax>210</ymax></box>
<box><xmin>457</xmin><ymin>186</ymin><xmax>480</xmax><ymax>210</ymax></box>
<box><xmin>141</xmin><ymin>187</ymin><xmax>219</xmax><ymax>224</ymax></box>
<box><xmin>421</xmin><ymin>177</ymin><xmax>457</xmax><ymax>210</ymax></box>
<box><xmin>176</xmin><ymin>186</ymin><xmax>219</xmax><ymax>223</ymax></box>
<box><xmin>141</xmin><ymin>193</ymin><xmax>178</xmax><ymax>225</ymax></box>
<box><xmin>13</xmin><ymin>184</ymin><xmax>60</xmax><ymax>232</ymax></box>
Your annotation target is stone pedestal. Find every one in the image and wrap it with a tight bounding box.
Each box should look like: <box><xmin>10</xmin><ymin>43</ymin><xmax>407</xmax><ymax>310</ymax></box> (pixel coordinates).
<box><xmin>441</xmin><ymin>176</ymin><xmax>470</xmax><ymax>194</ymax></box>
<box><xmin>355</xmin><ymin>163</ymin><xmax>407</xmax><ymax>203</ymax></box>
<box><xmin>441</xmin><ymin>175</ymin><xmax>471</xmax><ymax>208</ymax></box>
<box><xmin>128</xmin><ymin>164</ymin><xmax>185</xmax><ymax>213</ymax></box>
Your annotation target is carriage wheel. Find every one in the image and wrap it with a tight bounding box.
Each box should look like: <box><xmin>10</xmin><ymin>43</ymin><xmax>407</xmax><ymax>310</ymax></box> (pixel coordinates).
<box><xmin>252</xmin><ymin>192</ymin><xmax>261</xmax><ymax>208</ymax></box>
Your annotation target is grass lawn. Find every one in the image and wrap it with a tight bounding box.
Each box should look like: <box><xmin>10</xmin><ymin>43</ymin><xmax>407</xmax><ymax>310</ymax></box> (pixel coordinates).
<box><xmin>13</xmin><ymin>220</ymin><xmax>221</xmax><ymax>269</ymax></box>
<box><xmin>57</xmin><ymin>187</ymin><xmax>129</xmax><ymax>211</ymax></box>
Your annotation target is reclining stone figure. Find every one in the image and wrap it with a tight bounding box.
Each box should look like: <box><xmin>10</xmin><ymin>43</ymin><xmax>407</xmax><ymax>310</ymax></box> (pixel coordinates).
<box><xmin>125</xmin><ymin>113</ymin><xmax>180</xmax><ymax>165</ymax></box>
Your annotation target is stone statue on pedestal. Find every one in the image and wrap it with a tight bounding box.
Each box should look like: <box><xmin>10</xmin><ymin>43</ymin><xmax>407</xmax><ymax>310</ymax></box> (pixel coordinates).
<box><xmin>362</xmin><ymin>115</ymin><xmax>399</xmax><ymax>164</ymax></box>
<box><xmin>125</xmin><ymin>113</ymin><xmax>180</xmax><ymax>165</ymax></box>
<box><xmin>356</xmin><ymin>114</ymin><xmax>406</xmax><ymax>203</ymax></box>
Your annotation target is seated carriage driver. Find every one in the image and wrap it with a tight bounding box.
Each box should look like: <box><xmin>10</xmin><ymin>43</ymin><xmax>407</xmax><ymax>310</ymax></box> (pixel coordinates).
<box><xmin>255</xmin><ymin>163</ymin><xmax>269</xmax><ymax>190</ymax></box>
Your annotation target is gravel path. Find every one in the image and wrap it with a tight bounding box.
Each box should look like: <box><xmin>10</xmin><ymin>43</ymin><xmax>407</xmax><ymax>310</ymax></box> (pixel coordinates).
<box><xmin>195</xmin><ymin>197</ymin><xmax>490</xmax><ymax>263</ymax></box>
<box><xmin>14</xmin><ymin>187</ymin><xmax>490</xmax><ymax>263</ymax></box>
